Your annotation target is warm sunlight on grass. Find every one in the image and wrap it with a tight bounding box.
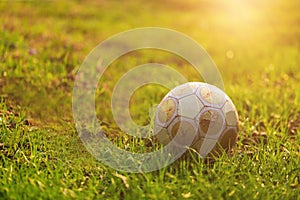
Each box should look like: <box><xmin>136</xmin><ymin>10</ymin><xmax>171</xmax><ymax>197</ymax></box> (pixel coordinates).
<box><xmin>0</xmin><ymin>0</ymin><xmax>299</xmax><ymax>199</ymax></box>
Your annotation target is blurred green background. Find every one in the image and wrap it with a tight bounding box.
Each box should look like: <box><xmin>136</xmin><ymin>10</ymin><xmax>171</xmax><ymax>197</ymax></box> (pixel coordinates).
<box><xmin>1</xmin><ymin>0</ymin><xmax>299</xmax><ymax>124</ymax></box>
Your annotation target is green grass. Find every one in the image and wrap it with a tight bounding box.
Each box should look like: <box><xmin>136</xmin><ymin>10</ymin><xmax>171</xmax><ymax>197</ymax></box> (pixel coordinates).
<box><xmin>0</xmin><ymin>0</ymin><xmax>299</xmax><ymax>199</ymax></box>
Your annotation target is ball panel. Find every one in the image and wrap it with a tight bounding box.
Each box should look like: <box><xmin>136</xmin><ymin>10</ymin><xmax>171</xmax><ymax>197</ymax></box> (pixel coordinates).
<box><xmin>198</xmin><ymin>109</ymin><xmax>225</xmax><ymax>139</ymax></box>
<box><xmin>222</xmin><ymin>101</ymin><xmax>238</xmax><ymax>126</ymax></box>
<box><xmin>191</xmin><ymin>137</ymin><xmax>204</xmax><ymax>152</ymax></box>
<box><xmin>209</xmin><ymin>127</ymin><xmax>238</xmax><ymax>156</ymax></box>
<box><xmin>156</xmin><ymin>98</ymin><xmax>177</xmax><ymax>127</ymax></box>
<box><xmin>168</xmin><ymin>117</ymin><xmax>197</xmax><ymax>147</ymax></box>
<box><xmin>219</xmin><ymin>128</ymin><xmax>238</xmax><ymax>148</ymax></box>
<box><xmin>178</xmin><ymin>94</ymin><xmax>204</xmax><ymax>119</ymax></box>
<box><xmin>196</xmin><ymin>85</ymin><xmax>226</xmax><ymax>108</ymax></box>
<box><xmin>199</xmin><ymin>138</ymin><xmax>218</xmax><ymax>158</ymax></box>
<box><xmin>170</xmin><ymin>83</ymin><xmax>196</xmax><ymax>98</ymax></box>
<box><xmin>155</xmin><ymin>127</ymin><xmax>171</xmax><ymax>145</ymax></box>
<box><xmin>169</xmin><ymin>119</ymin><xmax>180</xmax><ymax>138</ymax></box>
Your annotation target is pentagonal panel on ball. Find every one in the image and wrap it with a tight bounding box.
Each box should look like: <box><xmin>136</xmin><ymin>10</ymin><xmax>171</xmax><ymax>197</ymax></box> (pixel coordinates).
<box><xmin>169</xmin><ymin>82</ymin><xmax>197</xmax><ymax>99</ymax></box>
<box><xmin>178</xmin><ymin>94</ymin><xmax>204</xmax><ymax>119</ymax></box>
<box><xmin>154</xmin><ymin>125</ymin><xmax>171</xmax><ymax>146</ymax></box>
<box><xmin>155</xmin><ymin>97</ymin><xmax>178</xmax><ymax>127</ymax></box>
<box><xmin>222</xmin><ymin>100</ymin><xmax>239</xmax><ymax>127</ymax></box>
<box><xmin>209</xmin><ymin>127</ymin><xmax>238</xmax><ymax>157</ymax></box>
<box><xmin>196</xmin><ymin>84</ymin><xmax>226</xmax><ymax>108</ymax></box>
<box><xmin>191</xmin><ymin>137</ymin><xmax>204</xmax><ymax>153</ymax></box>
<box><xmin>197</xmin><ymin>108</ymin><xmax>225</xmax><ymax>140</ymax></box>
<box><xmin>167</xmin><ymin>117</ymin><xmax>198</xmax><ymax>147</ymax></box>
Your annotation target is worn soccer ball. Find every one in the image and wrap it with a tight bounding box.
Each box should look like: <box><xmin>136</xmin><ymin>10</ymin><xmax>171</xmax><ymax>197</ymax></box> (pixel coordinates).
<box><xmin>154</xmin><ymin>82</ymin><xmax>238</xmax><ymax>158</ymax></box>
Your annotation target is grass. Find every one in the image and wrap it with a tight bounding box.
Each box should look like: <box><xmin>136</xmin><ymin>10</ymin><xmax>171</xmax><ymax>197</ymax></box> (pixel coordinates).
<box><xmin>0</xmin><ymin>0</ymin><xmax>299</xmax><ymax>199</ymax></box>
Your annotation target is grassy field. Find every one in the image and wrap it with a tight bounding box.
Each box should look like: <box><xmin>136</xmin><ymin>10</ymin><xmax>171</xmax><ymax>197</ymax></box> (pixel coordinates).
<box><xmin>0</xmin><ymin>0</ymin><xmax>299</xmax><ymax>199</ymax></box>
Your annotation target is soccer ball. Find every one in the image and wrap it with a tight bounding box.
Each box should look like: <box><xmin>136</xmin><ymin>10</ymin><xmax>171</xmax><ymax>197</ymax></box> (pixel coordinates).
<box><xmin>154</xmin><ymin>82</ymin><xmax>238</xmax><ymax>158</ymax></box>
